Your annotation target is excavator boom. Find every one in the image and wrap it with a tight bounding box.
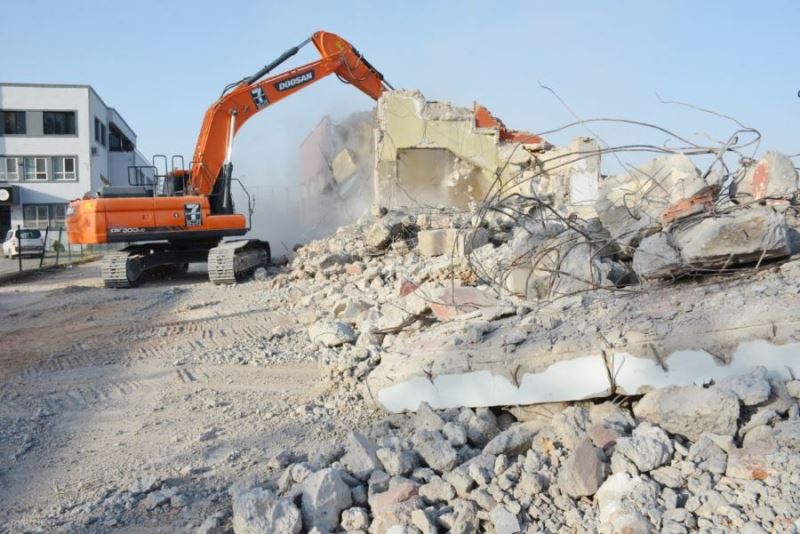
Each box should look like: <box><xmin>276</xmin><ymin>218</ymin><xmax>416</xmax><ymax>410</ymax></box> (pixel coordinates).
<box><xmin>189</xmin><ymin>30</ymin><xmax>391</xmax><ymax>196</ymax></box>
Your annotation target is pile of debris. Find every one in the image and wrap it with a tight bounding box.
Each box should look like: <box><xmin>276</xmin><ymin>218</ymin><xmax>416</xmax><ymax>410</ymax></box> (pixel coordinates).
<box><xmin>230</xmin><ymin>367</ymin><xmax>800</xmax><ymax>533</ymax></box>
<box><xmin>230</xmin><ymin>90</ymin><xmax>800</xmax><ymax>532</ymax></box>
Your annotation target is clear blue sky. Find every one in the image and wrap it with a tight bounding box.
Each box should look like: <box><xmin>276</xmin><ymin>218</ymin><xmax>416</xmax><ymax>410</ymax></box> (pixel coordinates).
<box><xmin>3</xmin><ymin>1</ymin><xmax>798</xmax><ymax>239</ymax></box>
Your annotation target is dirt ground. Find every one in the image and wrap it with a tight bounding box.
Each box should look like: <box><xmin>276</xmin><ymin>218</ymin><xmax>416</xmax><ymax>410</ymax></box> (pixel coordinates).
<box><xmin>0</xmin><ymin>262</ymin><xmax>381</xmax><ymax>532</ymax></box>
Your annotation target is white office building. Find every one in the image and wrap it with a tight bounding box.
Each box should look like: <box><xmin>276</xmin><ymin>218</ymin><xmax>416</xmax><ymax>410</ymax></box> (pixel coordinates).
<box><xmin>0</xmin><ymin>83</ymin><xmax>150</xmax><ymax>237</ymax></box>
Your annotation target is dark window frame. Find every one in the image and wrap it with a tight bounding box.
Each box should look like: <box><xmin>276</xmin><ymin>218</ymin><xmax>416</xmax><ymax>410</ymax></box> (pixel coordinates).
<box><xmin>1</xmin><ymin>110</ymin><xmax>27</xmax><ymax>135</ymax></box>
<box><xmin>43</xmin><ymin>111</ymin><xmax>77</xmax><ymax>135</ymax></box>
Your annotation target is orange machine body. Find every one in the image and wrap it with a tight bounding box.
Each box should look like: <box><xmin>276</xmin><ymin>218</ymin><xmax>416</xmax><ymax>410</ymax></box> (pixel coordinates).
<box><xmin>67</xmin><ymin>196</ymin><xmax>247</xmax><ymax>244</ymax></box>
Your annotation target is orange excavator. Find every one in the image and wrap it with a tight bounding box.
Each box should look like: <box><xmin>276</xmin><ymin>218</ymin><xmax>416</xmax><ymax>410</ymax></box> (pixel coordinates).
<box><xmin>66</xmin><ymin>31</ymin><xmax>393</xmax><ymax>287</ymax></box>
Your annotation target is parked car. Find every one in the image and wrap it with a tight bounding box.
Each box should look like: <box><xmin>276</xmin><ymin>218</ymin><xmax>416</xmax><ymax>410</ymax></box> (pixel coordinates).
<box><xmin>3</xmin><ymin>228</ymin><xmax>45</xmax><ymax>258</ymax></box>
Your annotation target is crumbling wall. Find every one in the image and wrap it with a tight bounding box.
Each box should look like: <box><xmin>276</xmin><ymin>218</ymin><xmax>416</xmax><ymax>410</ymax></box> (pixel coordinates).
<box><xmin>296</xmin><ymin>112</ymin><xmax>376</xmax><ymax>241</ymax></box>
<box><xmin>373</xmin><ymin>90</ymin><xmax>602</xmax><ymax>217</ymax></box>
<box><xmin>375</xmin><ymin>91</ymin><xmax>528</xmax><ymax>208</ymax></box>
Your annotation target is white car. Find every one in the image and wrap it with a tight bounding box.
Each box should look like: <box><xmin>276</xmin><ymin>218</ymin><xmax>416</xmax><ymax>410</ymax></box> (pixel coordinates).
<box><xmin>3</xmin><ymin>228</ymin><xmax>45</xmax><ymax>258</ymax></box>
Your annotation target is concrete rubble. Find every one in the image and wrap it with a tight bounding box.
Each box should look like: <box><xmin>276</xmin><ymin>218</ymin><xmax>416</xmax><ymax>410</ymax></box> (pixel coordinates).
<box><xmin>262</xmin><ymin>90</ymin><xmax>800</xmax><ymax>414</ymax></box>
<box><xmin>209</xmin><ymin>91</ymin><xmax>800</xmax><ymax>531</ymax></box>
<box><xmin>230</xmin><ymin>367</ymin><xmax>800</xmax><ymax>533</ymax></box>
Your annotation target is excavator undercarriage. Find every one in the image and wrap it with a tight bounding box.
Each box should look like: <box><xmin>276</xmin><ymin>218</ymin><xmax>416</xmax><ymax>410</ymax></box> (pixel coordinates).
<box><xmin>100</xmin><ymin>240</ymin><xmax>270</xmax><ymax>288</ymax></box>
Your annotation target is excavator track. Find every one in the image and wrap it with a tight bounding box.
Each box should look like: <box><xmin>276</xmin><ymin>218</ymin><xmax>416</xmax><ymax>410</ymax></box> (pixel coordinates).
<box><xmin>208</xmin><ymin>240</ymin><xmax>270</xmax><ymax>285</ymax></box>
<box><xmin>101</xmin><ymin>251</ymin><xmax>141</xmax><ymax>289</ymax></box>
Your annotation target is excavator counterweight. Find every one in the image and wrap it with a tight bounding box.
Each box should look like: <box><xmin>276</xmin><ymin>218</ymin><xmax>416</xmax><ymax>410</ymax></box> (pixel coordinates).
<box><xmin>66</xmin><ymin>31</ymin><xmax>392</xmax><ymax>287</ymax></box>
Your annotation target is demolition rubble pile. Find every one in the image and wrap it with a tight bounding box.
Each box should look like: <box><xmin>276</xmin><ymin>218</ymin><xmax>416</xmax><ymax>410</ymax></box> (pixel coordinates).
<box><xmin>220</xmin><ymin>91</ymin><xmax>800</xmax><ymax>532</ymax></box>
<box><xmin>229</xmin><ymin>371</ymin><xmax>800</xmax><ymax>533</ymax></box>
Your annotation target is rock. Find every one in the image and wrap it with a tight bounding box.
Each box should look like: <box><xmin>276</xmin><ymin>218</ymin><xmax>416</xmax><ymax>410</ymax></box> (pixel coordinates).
<box><xmin>588</xmin><ymin>423</ymin><xmax>621</xmax><ymax>449</ymax></box>
<box><xmin>253</xmin><ymin>267</ymin><xmax>268</xmax><ymax>281</ymax></box>
<box><xmin>614</xmin><ymin>422</ymin><xmax>673</xmax><ymax>473</ymax></box>
<box><xmin>590</xmin><ymin>402</ymin><xmax>635</xmax><ymax>432</ymax></box>
<box><xmin>786</xmin><ymin>380</ymin><xmax>800</xmax><ymax>399</ymax></box>
<box><xmin>366</xmin><ymin>222</ymin><xmax>395</xmax><ymax>250</ymax></box>
<box><xmin>726</xmin><ymin>447</ymin><xmax>773</xmax><ymax>481</ymax></box>
<box><xmin>633</xmin><ymin>385</ymin><xmax>740</xmax><ymax>441</ymax></box>
<box><xmin>411</xmin><ymin>509</ymin><xmax>438</xmax><ymax>534</ymax></box>
<box><xmin>233</xmin><ymin>487</ymin><xmax>302</xmax><ymax>534</ymax></box>
<box><xmin>197</xmin><ymin>511</ymin><xmax>228</xmax><ymax>534</ymax></box>
<box><xmin>143</xmin><ymin>487</ymin><xmax>176</xmax><ymax>510</ymax></box>
<box><xmin>465</xmin><ymin>412</ymin><xmax>499</xmax><ymax>448</ymax></box>
<box><xmin>370</xmin><ymin>481</ymin><xmax>418</xmax><ymax>513</ymax></box>
<box><xmin>418</xmin><ymin>476</ymin><xmax>455</xmax><ymax>502</ymax></box>
<box><xmin>376</xmin><ymin>448</ymin><xmax>418</xmax><ymax>476</ymax></box>
<box><xmin>738</xmin><ymin>151</ymin><xmax>799</xmax><ymax>200</ymax></box>
<box><xmin>342</xmin><ymin>432</ymin><xmax>381</xmax><ymax>480</ymax></box>
<box><xmin>557</xmin><ymin>439</ymin><xmax>609</xmax><ymax>498</ymax></box>
<box><xmin>412</xmin><ymin>430</ymin><xmax>458</xmax><ymax>472</ymax></box>
<box><xmin>442</xmin><ymin>422</ymin><xmax>468</xmax><ymax>447</ymax></box>
<box><xmin>483</xmin><ymin>422</ymin><xmax>541</xmax><ymax>456</ymax></box>
<box><xmin>688</xmin><ymin>435</ymin><xmax>727</xmax><ymax>474</ymax></box>
<box><xmin>489</xmin><ymin>505</ymin><xmax>521</xmax><ymax>534</ymax></box>
<box><xmin>595</xmin><ymin>473</ymin><xmax>659</xmax><ymax>529</ymax></box>
<box><xmin>415</xmin><ymin>402</ymin><xmax>445</xmax><ymax>431</ymax></box>
<box><xmin>674</xmin><ymin>207</ymin><xmax>789</xmax><ymax>269</ymax></box>
<box><xmin>650</xmin><ymin>466</ymin><xmax>685</xmax><ymax>489</ymax></box>
<box><xmin>717</xmin><ymin>366</ymin><xmax>771</xmax><ymax>406</ymax></box>
<box><xmin>340</xmin><ymin>507</ymin><xmax>370</xmax><ymax>530</ymax></box>
<box><xmin>129</xmin><ymin>476</ymin><xmax>159</xmax><ymax>495</ymax></box>
<box><xmin>632</xmin><ymin>232</ymin><xmax>685</xmax><ymax>279</ymax></box>
<box><xmin>467</xmin><ymin>459</ymin><xmax>493</xmax><ymax>486</ymax></box>
<box><xmin>552</xmin><ymin>406</ymin><xmax>590</xmax><ymax>450</ymax></box>
<box><xmin>308</xmin><ymin>320</ymin><xmax>356</xmax><ymax>347</ymax></box>
<box><xmin>301</xmin><ymin>468</ymin><xmax>352</xmax><ymax>531</ymax></box>
<box><xmin>443</xmin><ymin>466</ymin><xmax>474</xmax><ymax>497</ymax></box>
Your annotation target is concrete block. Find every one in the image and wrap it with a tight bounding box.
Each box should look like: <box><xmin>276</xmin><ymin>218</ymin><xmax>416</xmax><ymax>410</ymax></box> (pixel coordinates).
<box><xmin>417</xmin><ymin>228</ymin><xmax>489</xmax><ymax>258</ymax></box>
<box><xmin>738</xmin><ymin>151</ymin><xmax>798</xmax><ymax>200</ymax></box>
<box><xmin>674</xmin><ymin>207</ymin><xmax>789</xmax><ymax>268</ymax></box>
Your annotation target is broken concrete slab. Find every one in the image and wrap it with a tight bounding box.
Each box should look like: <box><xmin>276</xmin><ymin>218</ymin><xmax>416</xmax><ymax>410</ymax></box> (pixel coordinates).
<box><xmin>674</xmin><ymin>207</ymin><xmax>789</xmax><ymax>269</ymax></box>
<box><xmin>427</xmin><ymin>286</ymin><xmax>508</xmax><ymax>322</ymax></box>
<box><xmin>365</xmin><ymin>264</ymin><xmax>800</xmax><ymax>412</ymax></box>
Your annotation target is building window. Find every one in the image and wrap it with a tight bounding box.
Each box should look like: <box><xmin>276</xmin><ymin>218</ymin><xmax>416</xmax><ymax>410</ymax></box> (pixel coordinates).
<box><xmin>1</xmin><ymin>111</ymin><xmax>26</xmax><ymax>135</ymax></box>
<box><xmin>100</xmin><ymin>123</ymin><xmax>107</xmax><ymax>146</ymax></box>
<box><xmin>22</xmin><ymin>204</ymin><xmax>68</xmax><ymax>229</ymax></box>
<box><xmin>52</xmin><ymin>156</ymin><xmax>77</xmax><ymax>180</ymax></box>
<box><xmin>0</xmin><ymin>157</ymin><xmax>21</xmax><ymax>181</ymax></box>
<box><xmin>95</xmin><ymin>117</ymin><xmax>101</xmax><ymax>143</ymax></box>
<box><xmin>43</xmin><ymin>111</ymin><xmax>76</xmax><ymax>135</ymax></box>
<box><xmin>51</xmin><ymin>205</ymin><xmax>67</xmax><ymax>228</ymax></box>
<box><xmin>23</xmin><ymin>157</ymin><xmax>48</xmax><ymax>181</ymax></box>
<box><xmin>23</xmin><ymin>205</ymin><xmax>50</xmax><ymax>229</ymax></box>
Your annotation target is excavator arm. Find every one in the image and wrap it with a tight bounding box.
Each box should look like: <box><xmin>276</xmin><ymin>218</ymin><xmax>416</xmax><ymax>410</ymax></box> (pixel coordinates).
<box><xmin>189</xmin><ymin>30</ymin><xmax>392</xmax><ymax>196</ymax></box>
